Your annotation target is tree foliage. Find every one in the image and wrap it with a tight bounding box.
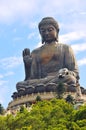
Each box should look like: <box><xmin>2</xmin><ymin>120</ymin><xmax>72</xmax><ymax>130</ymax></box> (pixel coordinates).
<box><xmin>66</xmin><ymin>94</ymin><xmax>75</xmax><ymax>104</ymax></box>
<box><xmin>0</xmin><ymin>99</ymin><xmax>86</xmax><ymax>129</ymax></box>
<box><xmin>36</xmin><ymin>95</ymin><xmax>42</xmax><ymax>102</ymax></box>
<box><xmin>0</xmin><ymin>103</ymin><xmax>5</xmax><ymax>115</ymax></box>
<box><xmin>56</xmin><ymin>82</ymin><xmax>66</xmax><ymax>99</ymax></box>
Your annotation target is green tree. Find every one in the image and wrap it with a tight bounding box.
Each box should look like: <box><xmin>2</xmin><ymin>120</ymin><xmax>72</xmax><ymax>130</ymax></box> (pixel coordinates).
<box><xmin>73</xmin><ymin>105</ymin><xmax>86</xmax><ymax>121</ymax></box>
<box><xmin>0</xmin><ymin>103</ymin><xmax>5</xmax><ymax>115</ymax></box>
<box><xmin>66</xmin><ymin>94</ymin><xmax>75</xmax><ymax>104</ymax></box>
<box><xmin>0</xmin><ymin>99</ymin><xmax>86</xmax><ymax>129</ymax></box>
<box><xmin>36</xmin><ymin>95</ymin><xmax>42</xmax><ymax>101</ymax></box>
<box><xmin>76</xmin><ymin>119</ymin><xmax>86</xmax><ymax>128</ymax></box>
<box><xmin>0</xmin><ymin>115</ymin><xmax>8</xmax><ymax>130</ymax></box>
<box><xmin>56</xmin><ymin>82</ymin><xmax>66</xmax><ymax>99</ymax></box>
<box><xmin>5</xmin><ymin>114</ymin><xmax>15</xmax><ymax>130</ymax></box>
<box><xmin>66</xmin><ymin>121</ymin><xmax>80</xmax><ymax>130</ymax></box>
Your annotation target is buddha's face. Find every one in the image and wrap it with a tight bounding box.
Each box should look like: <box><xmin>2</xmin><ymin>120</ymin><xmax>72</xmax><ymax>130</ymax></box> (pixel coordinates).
<box><xmin>39</xmin><ymin>24</ymin><xmax>58</xmax><ymax>43</ymax></box>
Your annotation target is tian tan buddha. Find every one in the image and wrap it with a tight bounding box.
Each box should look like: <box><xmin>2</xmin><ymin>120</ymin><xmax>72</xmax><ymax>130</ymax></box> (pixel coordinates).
<box><xmin>15</xmin><ymin>17</ymin><xmax>82</xmax><ymax>98</ymax></box>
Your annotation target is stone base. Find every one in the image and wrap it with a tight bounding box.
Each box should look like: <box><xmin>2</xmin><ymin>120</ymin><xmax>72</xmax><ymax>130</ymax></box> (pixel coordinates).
<box><xmin>8</xmin><ymin>92</ymin><xmax>55</xmax><ymax>109</ymax></box>
<box><xmin>8</xmin><ymin>91</ymin><xmax>84</xmax><ymax>110</ymax></box>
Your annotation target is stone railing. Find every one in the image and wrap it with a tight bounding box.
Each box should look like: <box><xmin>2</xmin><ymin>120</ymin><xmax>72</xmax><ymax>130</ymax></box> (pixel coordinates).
<box><xmin>8</xmin><ymin>91</ymin><xmax>86</xmax><ymax>110</ymax></box>
<box><xmin>8</xmin><ymin>92</ymin><xmax>55</xmax><ymax>109</ymax></box>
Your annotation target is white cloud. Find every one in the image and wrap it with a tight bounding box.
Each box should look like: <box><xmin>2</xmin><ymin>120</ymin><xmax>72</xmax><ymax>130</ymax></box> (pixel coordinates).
<box><xmin>29</xmin><ymin>22</ymin><xmax>38</xmax><ymax>29</ymax></box>
<box><xmin>4</xmin><ymin>71</ymin><xmax>14</xmax><ymax>77</ymax></box>
<box><xmin>0</xmin><ymin>56</ymin><xmax>23</xmax><ymax>69</ymax></box>
<box><xmin>0</xmin><ymin>0</ymin><xmax>37</xmax><ymax>23</ymax></box>
<box><xmin>80</xmin><ymin>11</ymin><xmax>86</xmax><ymax>15</ymax></box>
<box><xmin>72</xmin><ymin>43</ymin><xmax>86</xmax><ymax>53</ymax></box>
<box><xmin>0</xmin><ymin>72</ymin><xmax>14</xmax><ymax>80</ymax></box>
<box><xmin>36</xmin><ymin>42</ymin><xmax>42</xmax><ymax>48</ymax></box>
<box><xmin>39</xmin><ymin>0</ymin><xmax>86</xmax><ymax>16</ymax></box>
<box><xmin>0</xmin><ymin>79</ymin><xmax>9</xmax><ymax>105</ymax></box>
<box><xmin>0</xmin><ymin>0</ymin><xmax>86</xmax><ymax>24</ymax></box>
<box><xmin>0</xmin><ymin>74</ymin><xmax>3</xmax><ymax>79</ymax></box>
<box><xmin>59</xmin><ymin>31</ymin><xmax>86</xmax><ymax>43</ymax></box>
<box><xmin>0</xmin><ymin>80</ymin><xmax>8</xmax><ymax>86</ymax></box>
<box><xmin>13</xmin><ymin>37</ymin><xmax>23</xmax><ymax>41</ymax></box>
<box><xmin>27</xmin><ymin>33</ymin><xmax>36</xmax><ymax>39</ymax></box>
<box><xmin>13</xmin><ymin>28</ymin><xmax>17</xmax><ymax>33</ymax></box>
<box><xmin>78</xmin><ymin>58</ymin><xmax>86</xmax><ymax>66</ymax></box>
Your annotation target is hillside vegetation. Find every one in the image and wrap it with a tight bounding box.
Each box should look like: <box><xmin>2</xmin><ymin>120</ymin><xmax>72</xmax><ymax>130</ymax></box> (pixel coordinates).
<box><xmin>0</xmin><ymin>99</ymin><xmax>86</xmax><ymax>130</ymax></box>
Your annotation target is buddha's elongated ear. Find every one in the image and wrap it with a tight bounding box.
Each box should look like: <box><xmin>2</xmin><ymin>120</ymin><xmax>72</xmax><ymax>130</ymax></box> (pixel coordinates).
<box><xmin>42</xmin><ymin>38</ymin><xmax>45</xmax><ymax>44</ymax></box>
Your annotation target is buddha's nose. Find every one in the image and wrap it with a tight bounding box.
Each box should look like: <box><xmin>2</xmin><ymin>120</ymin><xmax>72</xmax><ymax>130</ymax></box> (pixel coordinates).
<box><xmin>45</xmin><ymin>30</ymin><xmax>49</xmax><ymax>34</ymax></box>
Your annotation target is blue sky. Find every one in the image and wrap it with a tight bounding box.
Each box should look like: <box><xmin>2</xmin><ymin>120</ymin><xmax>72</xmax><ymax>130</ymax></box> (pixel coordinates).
<box><xmin>0</xmin><ymin>0</ymin><xmax>86</xmax><ymax>109</ymax></box>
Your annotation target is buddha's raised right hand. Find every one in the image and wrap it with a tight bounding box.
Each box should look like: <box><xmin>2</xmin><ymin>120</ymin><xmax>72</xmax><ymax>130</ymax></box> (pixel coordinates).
<box><xmin>22</xmin><ymin>48</ymin><xmax>32</xmax><ymax>80</ymax></box>
<box><xmin>22</xmin><ymin>48</ymin><xmax>32</xmax><ymax>65</ymax></box>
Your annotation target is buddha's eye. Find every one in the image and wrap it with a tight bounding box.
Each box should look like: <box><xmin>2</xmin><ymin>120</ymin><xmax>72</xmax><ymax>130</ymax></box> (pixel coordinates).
<box><xmin>40</xmin><ymin>29</ymin><xmax>45</xmax><ymax>33</ymax></box>
<box><xmin>48</xmin><ymin>27</ymin><xmax>54</xmax><ymax>32</ymax></box>
<box><xmin>40</xmin><ymin>28</ymin><xmax>54</xmax><ymax>33</ymax></box>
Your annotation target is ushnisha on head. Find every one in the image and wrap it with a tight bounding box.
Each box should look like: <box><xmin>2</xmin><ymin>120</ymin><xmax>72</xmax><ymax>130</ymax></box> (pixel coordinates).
<box><xmin>38</xmin><ymin>17</ymin><xmax>59</xmax><ymax>44</ymax></box>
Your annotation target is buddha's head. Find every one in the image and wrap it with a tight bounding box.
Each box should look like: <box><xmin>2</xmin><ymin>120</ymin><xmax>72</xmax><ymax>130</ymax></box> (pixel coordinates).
<box><xmin>38</xmin><ymin>17</ymin><xmax>59</xmax><ymax>44</ymax></box>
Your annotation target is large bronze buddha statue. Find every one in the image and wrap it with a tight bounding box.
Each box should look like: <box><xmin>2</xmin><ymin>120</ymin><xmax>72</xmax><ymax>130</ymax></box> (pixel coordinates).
<box><xmin>15</xmin><ymin>17</ymin><xmax>81</xmax><ymax>98</ymax></box>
